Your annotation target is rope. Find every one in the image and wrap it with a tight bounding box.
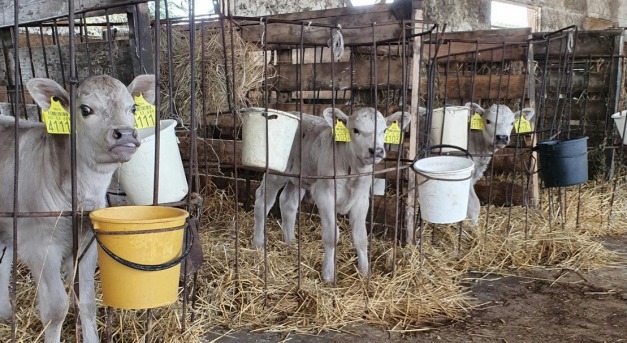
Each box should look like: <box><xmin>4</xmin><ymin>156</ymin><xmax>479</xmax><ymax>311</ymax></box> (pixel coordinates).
<box><xmin>328</xmin><ymin>24</ymin><xmax>344</xmax><ymax>61</ymax></box>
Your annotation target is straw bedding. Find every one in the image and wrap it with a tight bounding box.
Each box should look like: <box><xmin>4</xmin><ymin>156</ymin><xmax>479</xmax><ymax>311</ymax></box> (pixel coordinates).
<box><xmin>2</xmin><ymin>178</ymin><xmax>626</xmax><ymax>341</ymax></box>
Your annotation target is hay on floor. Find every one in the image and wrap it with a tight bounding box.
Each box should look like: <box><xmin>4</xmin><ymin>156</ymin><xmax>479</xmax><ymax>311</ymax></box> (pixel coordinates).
<box><xmin>2</xmin><ymin>179</ymin><xmax>627</xmax><ymax>341</ymax></box>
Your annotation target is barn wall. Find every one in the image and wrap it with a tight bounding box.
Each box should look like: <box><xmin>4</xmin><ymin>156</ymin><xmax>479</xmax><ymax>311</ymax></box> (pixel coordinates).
<box><xmin>230</xmin><ymin>0</ymin><xmax>345</xmax><ymax>16</ymax></box>
<box><xmin>422</xmin><ymin>0</ymin><xmax>626</xmax><ymax>32</ymax></box>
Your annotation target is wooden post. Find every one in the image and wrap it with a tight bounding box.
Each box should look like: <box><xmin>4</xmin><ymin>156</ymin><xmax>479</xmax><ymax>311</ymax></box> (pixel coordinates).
<box><xmin>127</xmin><ymin>3</ymin><xmax>154</xmax><ymax>75</ymax></box>
<box><xmin>405</xmin><ymin>9</ymin><xmax>422</xmax><ymax>244</ymax></box>
<box><xmin>527</xmin><ymin>35</ymin><xmax>539</xmax><ymax>207</ymax></box>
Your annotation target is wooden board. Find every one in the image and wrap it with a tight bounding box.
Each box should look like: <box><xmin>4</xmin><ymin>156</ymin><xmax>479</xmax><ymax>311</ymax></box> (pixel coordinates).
<box><xmin>423</xmin><ymin>28</ymin><xmax>531</xmax><ymax>63</ymax></box>
<box><xmin>439</xmin><ymin>74</ymin><xmax>528</xmax><ymax>100</ymax></box>
<box><xmin>533</xmin><ymin>30</ymin><xmax>622</xmax><ymax>58</ymax></box>
<box><xmin>239</xmin><ymin>4</ymin><xmax>407</xmax><ymax>47</ymax></box>
<box><xmin>270</xmin><ymin>57</ymin><xmax>406</xmax><ymax>91</ymax></box>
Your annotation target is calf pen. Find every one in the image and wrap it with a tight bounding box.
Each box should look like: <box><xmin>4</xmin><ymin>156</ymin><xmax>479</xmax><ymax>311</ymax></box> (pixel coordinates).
<box><xmin>0</xmin><ymin>0</ymin><xmax>626</xmax><ymax>341</ymax></box>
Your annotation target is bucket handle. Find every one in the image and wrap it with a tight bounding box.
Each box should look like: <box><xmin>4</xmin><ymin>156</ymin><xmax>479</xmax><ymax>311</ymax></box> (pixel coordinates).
<box><xmin>94</xmin><ymin>222</ymin><xmax>194</xmax><ymax>272</ymax></box>
<box><xmin>414</xmin><ymin>144</ymin><xmax>473</xmax><ymax>160</ymax></box>
<box><xmin>411</xmin><ymin>144</ymin><xmax>474</xmax><ymax>184</ymax></box>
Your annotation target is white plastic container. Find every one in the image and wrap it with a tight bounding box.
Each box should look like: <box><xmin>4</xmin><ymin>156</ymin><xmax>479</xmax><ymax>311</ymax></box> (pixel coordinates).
<box><xmin>412</xmin><ymin>156</ymin><xmax>474</xmax><ymax>224</ymax></box>
<box><xmin>240</xmin><ymin>107</ymin><xmax>300</xmax><ymax>172</ymax></box>
<box><xmin>429</xmin><ymin>106</ymin><xmax>470</xmax><ymax>152</ymax></box>
<box><xmin>118</xmin><ymin>119</ymin><xmax>188</xmax><ymax>205</ymax></box>
<box><xmin>611</xmin><ymin>110</ymin><xmax>627</xmax><ymax>145</ymax></box>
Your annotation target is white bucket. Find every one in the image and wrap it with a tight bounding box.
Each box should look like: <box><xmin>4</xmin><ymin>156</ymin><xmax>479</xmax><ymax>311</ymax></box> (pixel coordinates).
<box><xmin>412</xmin><ymin>156</ymin><xmax>474</xmax><ymax>224</ymax></box>
<box><xmin>429</xmin><ymin>106</ymin><xmax>470</xmax><ymax>152</ymax></box>
<box><xmin>118</xmin><ymin>119</ymin><xmax>188</xmax><ymax>205</ymax></box>
<box><xmin>611</xmin><ymin>110</ymin><xmax>627</xmax><ymax>145</ymax></box>
<box><xmin>240</xmin><ymin>107</ymin><xmax>300</xmax><ymax>172</ymax></box>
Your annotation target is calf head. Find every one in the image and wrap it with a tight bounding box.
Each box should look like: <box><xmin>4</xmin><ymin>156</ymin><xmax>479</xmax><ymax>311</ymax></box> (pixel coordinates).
<box><xmin>466</xmin><ymin>102</ymin><xmax>535</xmax><ymax>149</ymax></box>
<box><xmin>27</xmin><ymin>74</ymin><xmax>155</xmax><ymax>165</ymax></box>
<box><xmin>323</xmin><ymin>107</ymin><xmax>411</xmax><ymax>165</ymax></box>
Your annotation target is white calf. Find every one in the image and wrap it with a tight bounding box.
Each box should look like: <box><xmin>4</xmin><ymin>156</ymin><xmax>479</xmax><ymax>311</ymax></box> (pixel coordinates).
<box><xmin>253</xmin><ymin>107</ymin><xmax>411</xmax><ymax>282</ymax></box>
<box><xmin>0</xmin><ymin>74</ymin><xmax>155</xmax><ymax>343</ymax></box>
<box><xmin>465</xmin><ymin>102</ymin><xmax>535</xmax><ymax>224</ymax></box>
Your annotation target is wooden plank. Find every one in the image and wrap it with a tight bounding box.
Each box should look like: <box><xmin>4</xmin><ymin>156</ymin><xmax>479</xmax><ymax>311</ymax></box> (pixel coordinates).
<box><xmin>582</xmin><ymin>17</ymin><xmax>618</xmax><ymax>31</ymax></box>
<box><xmin>428</xmin><ymin>43</ymin><xmax>528</xmax><ymax>63</ymax></box>
<box><xmin>178</xmin><ymin>135</ymin><xmax>241</xmax><ymax>166</ymax></box>
<box><xmin>0</xmin><ymin>0</ymin><xmax>132</xmax><ymax>28</ymax></box>
<box><xmin>433</xmin><ymin>28</ymin><xmax>531</xmax><ymax>42</ymax></box>
<box><xmin>439</xmin><ymin>74</ymin><xmax>528</xmax><ymax>100</ymax></box>
<box><xmin>545</xmin><ymin>71</ymin><xmax>609</xmax><ymax>94</ymax></box>
<box><xmin>271</xmin><ymin>58</ymin><xmax>405</xmax><ymax>91</ymax></box>
<box><xmin>543</xmin><ymin>99</ymin><xmax>611</xmax><ymax>121</ymax></box>
<box><xmin>240</xmin><ymin>5</ymin><xmax>403</xmax><ymax>46</ymax></box>
<box><xmin>533</xmin><ymin>30</ymin><xmax>623</xmax><ymax>58</ymax></box>
<box><xmin>474</xmin><ymin>179</ymin><xmax>525</xmax><ymax>206</ymax></box>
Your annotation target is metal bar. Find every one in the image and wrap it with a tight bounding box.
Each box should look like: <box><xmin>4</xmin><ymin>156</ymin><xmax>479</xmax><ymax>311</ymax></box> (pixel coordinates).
<box><xmin>10</xmin><ymin>3</ymin><xmax>20</xmax><ymax>341</ymax></box>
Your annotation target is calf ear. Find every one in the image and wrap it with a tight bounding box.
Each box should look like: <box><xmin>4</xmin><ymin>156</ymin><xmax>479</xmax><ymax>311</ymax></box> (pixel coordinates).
<box><xmin>464</xmin><ymin>102</ymin><xmax>485</xmax><ymax>115</ymax></box>
<box><xmin>322</xmin><ymin>107</ymin><xmax>349</xmax><ymax>127</ymax></box>
<box><xmin>517</xmin><ymin>107</ymin><xmax>535</xmax><ymax>121</ymax></box>
<box><xmin>127</xmin><ymin>74</ymin><xmax>156</xmax><ymax>105</ymax></box>
<box><xmin>387</xmin><ymin>111</ymin><xmax>412</xmax><ymax>130</ymax></box>
<box><xmin>26</xmin><ymin>78</ymin><xmax>69</xmax><ymax>111</ymax></box>
<box><xmin>416</xmin><ymin>107</ymin><xmax>427</xmax><ymax>117</ymax></box>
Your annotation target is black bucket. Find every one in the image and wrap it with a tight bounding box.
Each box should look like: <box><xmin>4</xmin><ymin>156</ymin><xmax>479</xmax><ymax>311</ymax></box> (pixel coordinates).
<box><xmin>535</xmin><ymin>136</ymin><xmax>588</xmax><ymax>188</ymax></box>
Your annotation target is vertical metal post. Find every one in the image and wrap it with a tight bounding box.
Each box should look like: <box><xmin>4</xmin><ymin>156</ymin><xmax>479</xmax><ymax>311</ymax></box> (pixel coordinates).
<box><xmin>11</xmin><ymin>1</ymin><xmax>20</xmax><ymax>341</ymax></box>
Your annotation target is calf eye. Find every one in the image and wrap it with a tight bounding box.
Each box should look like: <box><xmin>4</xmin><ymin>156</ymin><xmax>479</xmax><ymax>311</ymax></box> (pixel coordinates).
<box><xmin>131</xmin><ymin>104</ymin><xmax>137</xmax><ymax>114</ymax></box>
<box><xmin>486</xmin><ymin>119</ymin><xmax>492</xmax><ymax>124</ymax></box>
<box><xmin>79</xmin><ymin>105</ymin><xmax>93</xmax><ymax>117</ymax></box>
<box><xmin>353</xmin><ymin>128</ymin><xmax>360</xmax><ymax>134</ymax></box>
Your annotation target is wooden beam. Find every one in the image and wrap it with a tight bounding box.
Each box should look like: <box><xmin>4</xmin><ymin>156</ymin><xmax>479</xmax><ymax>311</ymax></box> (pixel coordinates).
<box><xmin>533</xmin><ymin>30</ymin><xmax>623</xmax><ymax>59</ymax></box>
<box><xmin>127</xmin><ymin>3</ymin><xmax>154</xmax><ymax>75</ymax></box>
<box><xmin>240</xmin><ymin>5</ymin><xmax>403</xmax><ymax>46</ymax></box>
<box><xmin>271</xmin><ymin>57</ymin><xmax>405</xmax><ymax>91</ymax></box>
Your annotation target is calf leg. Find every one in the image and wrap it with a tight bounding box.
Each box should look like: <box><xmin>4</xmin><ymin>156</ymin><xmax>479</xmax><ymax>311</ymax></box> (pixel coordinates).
<box><xmin>0</xmin><ymin>243</ymin><xmax>13</xmax><ymax>320</ymax></box>
<box><xmin>467</xmin><ymin>182</ymin><xmax>480</xmax><ymax>225</ymax></box>
<box><xmin>314</xmin><ymin>188</ymin><xmax>340</xmax><ymax>282</ymax></box>
<box><xmin>63</xmin><ymin>239</ymin><xmax>98</xmax><ymax>343</ymax></box>
<box><xmin>349</xmin><ymin>198</ymin><xmax>369</xmax><ymax>277</ymax></box>
<box><xmin>24</xmin><ymin>247</ymin><xmax>68</xmax><ymax>343</ymax></box>
<box><xmin>253</xmin><ymin>174</ymin><xmax>285</xmax><ymax>248</ymax></box>
<box><xmin>278</xmin><ymin>182</ymin><xmax>305</xmax><ymax>245</ymax></box>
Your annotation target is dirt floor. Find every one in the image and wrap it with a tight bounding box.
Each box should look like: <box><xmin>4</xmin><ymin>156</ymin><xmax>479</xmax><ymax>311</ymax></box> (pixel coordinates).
<box><xmin>204</xmin><ymin>236</ymin><xmax>627</xmax><ymax>343</ymax></box>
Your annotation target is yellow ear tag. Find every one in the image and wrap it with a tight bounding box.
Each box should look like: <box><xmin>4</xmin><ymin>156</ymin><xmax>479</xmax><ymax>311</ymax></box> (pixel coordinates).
<box><xmin>333</xmin><ymin>119</ymin><xmax>351</xmax><ymax>142</ymax></box>
<box><xmin>514</xmin><ymin>116</ymin><xmax>532</xmax><ymax>133</ymax></box>
<box><xmin>384</xmin><ymin>121</ymin><xmax>402</xmax><ymax>144</ymax></box>
<box><xmin>133</xmin><ymin>94</ymin><xmax>156</xmax><ymax>129</ymax></box>
<box><xmin>470</xmin><ymin>112</ymin><xmax>484</xmax><ymax>130</ymax></box>
<box><xmin>42</xmin><ymin>97</ymin><xmax>70</xmax><ymax>134</ymax></box>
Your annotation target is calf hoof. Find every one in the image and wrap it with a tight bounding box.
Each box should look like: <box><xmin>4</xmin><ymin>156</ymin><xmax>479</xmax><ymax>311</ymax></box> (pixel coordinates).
<box><xmin>252</xmin><ymin>237</ymin><xmax>265</xmax><ymax>249</ymax></box>
<box><xmin>321</xmin><ymin>266</ymin><xmax>335</xmax><ymax>283</ymax></box>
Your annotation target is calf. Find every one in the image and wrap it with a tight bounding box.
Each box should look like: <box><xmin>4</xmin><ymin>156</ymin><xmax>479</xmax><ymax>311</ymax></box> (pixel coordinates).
<box><xmin>252</xmin><ymin>107</ymin><xmax>411</xmax><ymax>282</ymax></box>
<box><xmin>465</xmin><ymin>102</ymin><xmax>535</xmax><ymax>224</ymax></box>
<box><xmin>0</xmin><ymin>74</ymin><xmax>155</xmax><ymax>343</ymax></box>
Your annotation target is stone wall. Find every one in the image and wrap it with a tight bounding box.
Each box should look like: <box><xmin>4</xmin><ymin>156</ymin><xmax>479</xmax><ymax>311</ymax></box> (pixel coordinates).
<box><xmin>422</xmin><ymin>0</ymin><xmax>626</xmax><ymax>32</ymax></box>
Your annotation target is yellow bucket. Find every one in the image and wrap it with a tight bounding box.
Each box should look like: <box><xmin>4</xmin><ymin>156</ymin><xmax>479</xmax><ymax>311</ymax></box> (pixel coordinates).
<box><xmin>89</xmin><ymin>206</ymin><xmax>190</xmax><ymax>309</ymax></box>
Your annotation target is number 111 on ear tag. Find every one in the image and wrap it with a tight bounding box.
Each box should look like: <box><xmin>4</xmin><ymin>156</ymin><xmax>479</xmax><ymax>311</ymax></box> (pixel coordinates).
<box><xmin>42</xmin><ymin>97</ymin><xmax>70</xmax><ymax>134</ymax></box>
<box><xmin>133</xmin><ymin>94</ymin><xmax>156</xmax><ymax>129</ymax></box>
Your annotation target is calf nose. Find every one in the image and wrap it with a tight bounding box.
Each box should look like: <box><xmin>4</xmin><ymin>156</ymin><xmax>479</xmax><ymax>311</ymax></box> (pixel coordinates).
<box><xmin>496</xmin><ymin>135</ymin><xmax>509</xmax><ymax>143</ymax></box>
<box><xmin>112</xmin><ymin>127</ymin><xmax>138</xmax><ymax>140</ymax></box>
<box><xmin>368</xmin><ymin>147</ymin><xmax>385</xmax><ymax>158</ymax></box>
